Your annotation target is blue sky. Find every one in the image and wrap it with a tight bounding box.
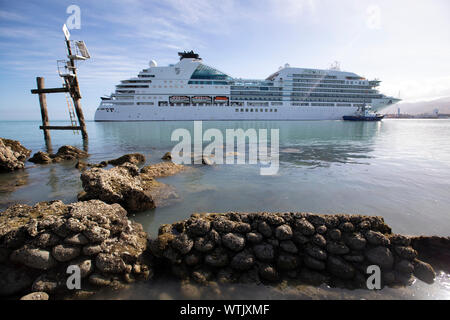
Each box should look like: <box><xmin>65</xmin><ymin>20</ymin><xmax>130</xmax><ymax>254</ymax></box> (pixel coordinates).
<box><xmin>1</xmin><ymin>0</ymin><xmax>449</xmax><ymax>120</ymax></box>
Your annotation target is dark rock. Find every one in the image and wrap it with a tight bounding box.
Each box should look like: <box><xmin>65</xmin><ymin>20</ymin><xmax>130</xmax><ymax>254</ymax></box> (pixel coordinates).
<box><xmin>365</xmin><ymin>246</ymin><xmax>394</xmax><ymax>269</ymax></box>
<box><xmin>234</xmin><ymin>222</ymin><xmax>251</xmax><ymax>234</ymax></box>
<box><xmin>413</xmin><ymin>259</ymin><xmax>435</xmax><ymax>284</ymax></box>
<box><xmin>316</xmin><ymin>225</ymin><xmax>327</xmax><ymax>234</ymax></box>
<box><xmin>32</xmin><ymin>232</ymin><xmax>61</xmax><ymax>248</ymax></box>
<box><xmin>230</xmin><ymin>251</ymin><xmax>255</xmax><ymax>270</ymax></box>
<box><xmin>205</xmin><ymin>248</ymin><xmax>229</xmax><ymax>267</ymax></box>
<box><xmin>64</xmin><ymin>233</ymin><xmax>89</xmax><ymax>245</ymax></box>
<box><xmin>304</xmin><ymin>255</ymin><xmax>326</xmax><ymax>271</ymax></box>
<box><xmin>343</xmin><ymin>254</ymin><xmax>365</xmax><ymax>263</ymax></box>
<box><xmin>328</xmin><ymin>228</ymin><xmax>341</xmax><ymax>241</ymax></box>
<box><xmin>294</xmin><ymin>218</ymin><xmax>315</xmax><ymax>236</ymax></box>
<box><xmin>107</xmin><ymin>153</ymin><xmax>146</xmax><ymax>166</ymax></box>
<box><xmin>95</xmin><ymin>253</ymin><xmax>126</xmax><ymax>273</ymax></box>
<box><xmin>10</xmin><ymin>246</ymin><xmax>57</xmax><ymax>270</ymax></box>
<box><xmin>365</xmin><ymin>230</ymin><xmax>390</xmax><ymax>246</ymax></box>
<box><xmin>257</xmin><ymin>221</ymin><xmax>272</xmax><ymax>238</ymax></box>
<box><xmin>186</xmin><ymin>219</ymin><xmax>211</xmax><ymax>236</ymax></box>
<box><xmin>327</xmin><ymin>255</ymin><xmax>356</xmax><ymax>279</ymax></box>
<box><xmin>51</xmin><ymin>244</ymin><xmax>81</xmax><ymax>262</ymax></box>
<box><xmin>277</xmin><ymin>254</ymin><xmax>298</xmax><ymax>270</ymax></box>
<box><xmin>326</xmin><ymin>241</ymin><xmax>350</xmax><ymax>255</ymax></box>
<box><xmin>258</xmin><ymin>263</ymin><xmax>278</xmax><ymax>282</ymax></box>
<box><xmin>395</xmin><ymin>259</ymin><xmax>414</xmax><ymax>274</ymax></box>
<box><xmin>339</xmin><ymin>222</ymin><xmax>355</xmax><ymax>233</ymax></box>
<box><xmin>184</xmin><ymin>252</ymin><xmax>201</xmax><ymax>266</ymax></box>
<box><xmin>305</xmin><ymin>244</ymin><xmax>327</xmax><ymax>261</ymax></box>
<box><xmin>29</xmin><ymin>151</ymin><xmax>52</xmax><ymax>164</ymax></box>
<box><xmin>0</xmin><ymin>265</ymin><xmax>33</xmax><ymax>296</ymax></box>
<box><xmin>344</xmin><ymin>232</ymin><xmax>367</xmax><ymax>251</ymax></box>
<box><xmin>274</xmin><ymin>224</ymin><xmax>293</xmax><ymax>240</ymax></box>
<box><xmin>172</xmin><ymin>233</ymin><xmax>194</xmax><ymax>254</ymax></box>
<box><xmin>280</xmin><ymin>240</ymin><xmax>298</xmax><ymax>253</ymax></box>
<box><xmin>246</xmin><ymin>232</ymin><xmax>263</xmax><ymax>244</ymax></box>
<box><xmin>292</xmin><ymin>230</ymin><xmax>310</xmax><ymax>245</ymax></box>
<box><xmin>312</xmin><ymin>234</ymin><xmax>326</xmax><ymax>248</ymax></box>
<box><xmin>394</xmin><ymin>245</ymin><xmax>418</xmax><ymax>260</ymax></box>
<box><xmin>222</xmin><ymin>233</ymin><xmax>245</xmax><ymax>252</ymax></box>
<box><xmin>253</xmin><ymin>243</ymin><xmax>274</xmax><ymax>261</ymax></box>
<box><xmin>162</xmin><ymin>152</ymin><xmax>172</xmax><ymax>160</ymax></box>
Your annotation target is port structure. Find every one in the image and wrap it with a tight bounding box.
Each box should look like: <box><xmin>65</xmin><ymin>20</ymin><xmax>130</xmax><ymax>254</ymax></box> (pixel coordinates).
<box><xmin>31</xmin><ymin>24</ymin><xmax>90</xmax><ymax>151</ymax></box>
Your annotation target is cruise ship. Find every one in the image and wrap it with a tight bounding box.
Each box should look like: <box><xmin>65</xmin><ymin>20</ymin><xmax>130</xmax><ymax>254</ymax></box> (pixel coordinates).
<box><xmin>94</xmin><ymin>51</ymin><xmax>400</xmax><ymax>121</ymax></box>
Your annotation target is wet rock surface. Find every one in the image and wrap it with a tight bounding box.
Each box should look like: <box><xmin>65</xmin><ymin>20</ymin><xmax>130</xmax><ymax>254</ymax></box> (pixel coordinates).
<box><xmin>29</xmin><ymin>145</ymin><xmax>88</xmax><ymax>164</ymax></box>
<box><xmin>0</xmin><ymin>138</ymin><xmax>31</xmax><ymax>172</ymax></box>
<box><xmin>78</xmin><ymin>163</ymin><xmax>182</xmax><ymax>212</ymax></box>
<box><xmin>0</xmin><ymin>200</ymin><xmax>152</xmax><ymax>298</ymax></box>
<box><xmin>149</xmin><ymin>212</ymin><xmax>439</xmax><ymax>289</ymax></box>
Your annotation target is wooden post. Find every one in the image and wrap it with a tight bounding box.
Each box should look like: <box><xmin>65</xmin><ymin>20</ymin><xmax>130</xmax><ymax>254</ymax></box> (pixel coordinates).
<box><xmin>65</xmin><ymin>40</ymin><xmax>88</xmax><ymax>141</ymax></box>
<box><xmin>36</xmin><ymin>77</ymin><xmax>52</xmax><ymax>152</ymax></box>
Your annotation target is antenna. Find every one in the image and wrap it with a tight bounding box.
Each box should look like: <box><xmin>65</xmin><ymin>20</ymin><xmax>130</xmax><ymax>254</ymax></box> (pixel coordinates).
<box><xmin>329</xmin><ymin>61</ymin><xmax>341</xmax><ymax>71</ymax></box>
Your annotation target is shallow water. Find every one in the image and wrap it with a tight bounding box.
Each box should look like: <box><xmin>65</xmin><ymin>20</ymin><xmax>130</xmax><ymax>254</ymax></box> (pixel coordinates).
<box><xmin>1</xmin><ymin>119</ymin><xmax>449</xmax><ymax>299</ymax></box>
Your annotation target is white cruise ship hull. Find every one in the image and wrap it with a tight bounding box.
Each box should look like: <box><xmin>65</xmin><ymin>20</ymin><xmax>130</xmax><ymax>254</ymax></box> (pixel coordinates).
<box><xmin>94</xmin><ymin>105</ymin><xmax>358</xmax><ymax>121</ymax></box>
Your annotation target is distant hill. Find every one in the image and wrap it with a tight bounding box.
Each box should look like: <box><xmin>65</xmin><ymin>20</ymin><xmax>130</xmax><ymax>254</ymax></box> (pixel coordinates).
<box><xmin>382</xmin><ymin>96</ymin><xmax>450</xmax><ymax>115</ymax></box>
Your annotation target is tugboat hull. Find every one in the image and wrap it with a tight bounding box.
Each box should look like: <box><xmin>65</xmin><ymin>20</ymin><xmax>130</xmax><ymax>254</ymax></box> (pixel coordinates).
<box><xmin>343</xmin><ymin>115</ymin><xmax>384</xmax><ymax>121</ymax></box>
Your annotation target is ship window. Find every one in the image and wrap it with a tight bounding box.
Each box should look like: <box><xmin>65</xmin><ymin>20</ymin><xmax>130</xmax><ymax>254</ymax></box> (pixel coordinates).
<box><xmin>190</xmin><ymin>64</ymin><xmax>233</xmax><ymax>81</ymax></box>
<box><xmin>241</xmin><ymin>109</ymin><xmax>244</xmax><ymax>112</ymax></box>
<box><xmin>245</xmin><ymin>109</ymin><xmax>248</xmax><ymax>112</ymax></box>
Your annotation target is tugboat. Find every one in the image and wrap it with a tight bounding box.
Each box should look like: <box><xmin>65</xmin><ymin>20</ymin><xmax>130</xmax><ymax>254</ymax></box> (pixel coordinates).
<box><xmin>343</xmin><ymin>105</ymin><xmax>384</xmax><ymax>121</ymax></box>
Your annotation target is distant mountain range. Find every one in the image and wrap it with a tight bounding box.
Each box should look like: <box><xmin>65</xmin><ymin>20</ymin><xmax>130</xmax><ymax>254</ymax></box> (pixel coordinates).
<box><xmin>383</xmin><ymin>96</ymin><xmax>450</xmax><ymax>115</ymax></box>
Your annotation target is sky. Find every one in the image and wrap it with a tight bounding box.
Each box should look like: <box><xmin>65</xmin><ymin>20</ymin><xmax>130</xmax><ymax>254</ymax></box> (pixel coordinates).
<box><xmin>0</xmin><ymin>0</ymin><xmax>449</xmax><ymax>120</ymax></box>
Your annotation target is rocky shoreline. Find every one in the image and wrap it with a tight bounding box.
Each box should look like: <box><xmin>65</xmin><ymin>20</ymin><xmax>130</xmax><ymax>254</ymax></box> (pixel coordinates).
<box><xmin>1</xmin><ymin>140</ymin><xmax>450</xmax><ymax>300</ymax></box>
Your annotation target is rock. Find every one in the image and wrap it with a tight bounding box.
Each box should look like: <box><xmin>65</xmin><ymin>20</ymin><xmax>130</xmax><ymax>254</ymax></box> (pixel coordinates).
<box><xmin>64</xmin><ymin>233</ymin><xmax>89</xmax><ymax>245</ymax></box>
<box><xmin>82</xmin><ymin>244</ymin><xmax>102</xmax><ymax>256</ymax></box>
<box><xmin>83</xmin><ymin>225</ymin><xmax>110</xmax><ymax>243</ymax></box>
<box><xmin>20</xmin><ymin>292</ymin><xmax>49</xmax><ymax>300</ymax></box>
<box><xmin>316</xmin><ymin>225</ymin><xmax>327</xmax><ymax>234</ymax></box>
<box><xmin>32</xmin><ymin>232</ymin><xmax>61</xmax><ymax>248</ymax></box>
<box><xmin>186</xmin><ymin>219</ymin><xmax>211</xmax><ymax>236</ymax></box>
<box><xmin>365</xmin><ymin>246</ymin><xmax>394</xmax><ymax>269</ymax></box>
<box><xmin>31</xmin><ymin>274</ymin><xmax>59</xmax><ymax>293</ymax></box>
<box><xmin>294</xmin><ymin>218</ymin><xmax>315</xmax><ymax>236</ymax></box>
<box><xmin>280</xmin><ymin>240</ymin><xmax>298</xmax><ymax>254</ymax></box>
<box><xmin>305</xmin><ymin>244</ymin><xmax>327</xmax><ymax>261</ymax></box>
<box><xmin>88</xmin><ymin>273</ymin><xmax>114</xmax><ymax>287</ymax></box>
<box><xmin>343</xmin><ymin>254</ymin><xmax>364</xmax><ymax>263</ymax></box>
<box><xmin>107</xmin><ymin>153</ymin><xmax>146</xmax><ymax>166</ymax></box>
<box><xmin>304</xmin><ymin>255</ymin><xmax>326</xmax><ymax>271</ymax></box>
<box><xmin>10</xmin><ymin>246</ymin><xmax>57</xmax><ymax>270</ymax></box>
<box><xmin>344</xmin><ymin>233</ymin><xmax>367</xmax><ymax>251</ymax></box>
<box><xmin>277</xmin><ymin>254</ymin><xmax>298</xmax><ymax>270</ymax></box>
<box><xmin>141</xmin><ymin>162</ymin><xmax>186</xmax><ymax>178</ymax></box>
<box><xmin>222</xmin><ymin>233</ymin><xmax>245</xmax><ymax>252</ymax></box>
<box><xmin>328</xmin><ymin>229</ymin><xmax>341</xmax><ymax>241</ymax></box>
<box><xmin>274</xmin><ymin>224</ymin><xmax>293</xmax><ymax>240</ymax></box>
<box><xmin>339</xmin><ymin>222</ymin><xmax>355</xmax><ymax>233</ymax></box>
<box><xmin>253</xmin><ymin>243</ymin><xmax>275</xmax><ymax>261</ymax></box>
<box><xmin>395</xmin><ymin>260</ymin><xmax>414</xmax><ymax>274</ymax></box>
<box><xmin>0</xmin><ymin>138</ymin><xmax>31</xmax><ymax>172</ymax></box>
<box><xmin>312</xmin><ymin>234</ymin><xmax>326</xmax><ymax>248</ymax></box>
<box><xmin>51</xmin><ymin>244</ymin><xmax>81</xmax><ymax>262</ymax></box>
<box><xmin>162</xmin><ymin>152</ymin><xmax>172</xmax><ymax>160</ymax></box>
<box><xmin>327</xmin><ymin>256</ymin><xmax>356</xmax><ymax>279</ymax></box>
<box><xmin>194</xmin><ymin>236</ymin><xmax>216</xmax><ymax>252</ymax></box>
<box><xmin>72</xmin><ymin>257</ymin><xmax>94</xmax><ymax>278</ymax></box>
<box><xmin>292</xmin><ymin>231</ymin><xmax>310</xmax><ymax>245</ymax></box>
<box><xmin>234</xmin><ymin>222</ymin><xmax>251</xmax><ymax>234</ymax></box>
<box><xmin>79</xmin><ymin>164</ymin><xmax>155</xmax><ymax>212</ymax></box>
<box><xmin>0</xmin><ymin>265</ymin><xmax>33</xmax><ymax>296</ymax></box>
<box><xmin>413</xmin><ymin>259</ymin><xmax>435</xmax><ymax>284</ymax></box>
<box><xmin>326</xmin><ymin>241</ymin><xmax>350</xmax><ymax>255</ymax></box>
<box><xmin>95</xmin><ymin>253</ymin><xmax>126</xmax><ymax>273</ymax></box>
<box><xmin>246</xmin><ymin>232</ymin><xmax>263</xmax><ymax>244</ymax></box>
<box><xmin>258</xmin><ymin>263</ymin><xmax>278</xmax><ymax>282</ymax></box>
<box><xmin>257</xmin><ymin>221</ymin><xmax>272</xmax><ymax>238</ymax></box>
<box><xmin>409</xmin><ymin>236</ymin><xmax>450</xmax><ymax>273</ymax></box>
<box><xmin>394</xmin><ymin>246</ymin><xmax>418</xmax><ymax>260</ymax></box>
<box><xmin>365</xmin><ymin>230</ymin><xmax>390</xmax><ymax>246</ymax></box>
<box><xmin>212</xmin><ymin>218</ymin><xmax>236</xmax><ymax>234</ymax></box>
<box><xmin>230</xmin><ymin>251</ymin><xmax>255</xmax><ymax>270</ymax></box>
<box><xmin>205</xmin><ymin>248</ymin><xmax>229</xmax><ymax>267</ymax></box>
<box><xmin>29</xmin><ymin>151</ymin><xmax>52</xmax><ymax>164</ymax></box>
<box><xmin>172</xmin><ymin>234</ymin><xmax>194</xmax><ymax>254</ymax></box>
<box><xmin>54</xmin><ymin>145</ymin><xmax>88</xmax><ymax>161</ymax></box>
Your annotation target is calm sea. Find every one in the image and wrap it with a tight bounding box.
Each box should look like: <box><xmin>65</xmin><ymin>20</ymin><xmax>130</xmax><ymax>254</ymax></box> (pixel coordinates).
<box><xmin>1</xmin><ymin>119</ymin><xmax>449</xmax><ymax>299</ymax></box>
